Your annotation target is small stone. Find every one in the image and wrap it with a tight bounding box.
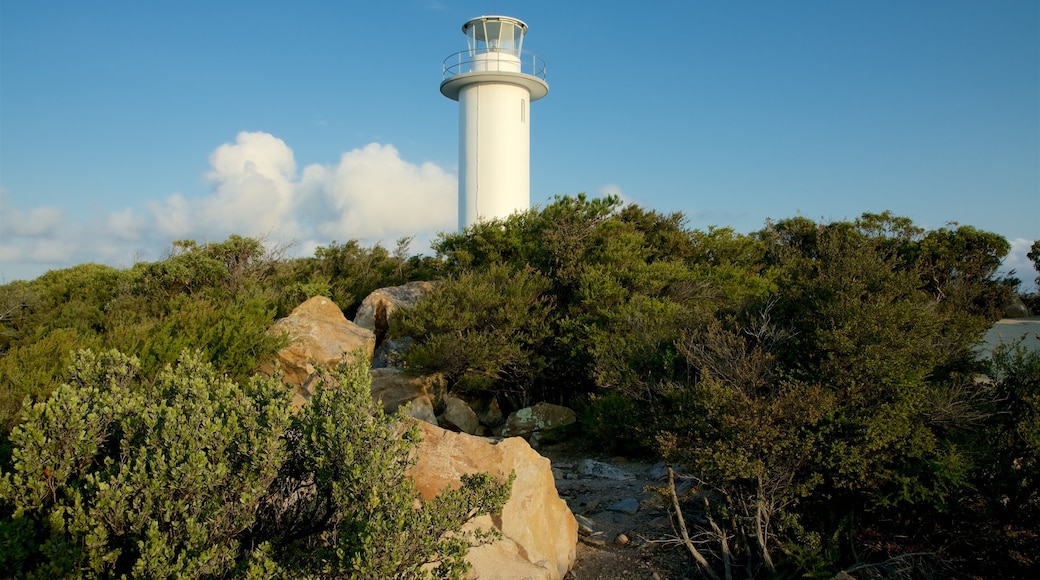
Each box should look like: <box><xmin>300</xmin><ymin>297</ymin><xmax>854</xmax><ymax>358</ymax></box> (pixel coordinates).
<box><xmin>529</xmin><ymin>431</ymin><xmax>543</xmax><ymax>448</ymax></box>
<box><xmin>607</xmin><ymin>497</ymin><xmax>640</xmax><ymax>515</ymax></box>
<box><xmin>577</xmin><ymin>459</ymin><xmax>635</xmax><ymax>480</ymax></box>
<box><xmin>648</xmin><ymin>515</ymin><xmax>672</xmax><ymax>529</ymax></box>
<box><xmin>574</xmin><ymin>514</ymin><xmax>596</xmax><ymax>535</ymax></box>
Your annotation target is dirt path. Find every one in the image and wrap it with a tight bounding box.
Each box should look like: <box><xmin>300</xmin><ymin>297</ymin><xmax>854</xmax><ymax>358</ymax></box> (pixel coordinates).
<box><xmin>537</xmin><ymin>442</ymin><xmax>697</xmax><ymax>579</ymax></box>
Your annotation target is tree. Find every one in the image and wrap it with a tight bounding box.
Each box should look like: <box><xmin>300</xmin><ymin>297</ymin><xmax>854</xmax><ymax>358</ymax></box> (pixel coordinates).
<box><xmin>654</xmin><ymin>214</ymin><xmax>1013</xmax><ymax>575</ymax></box>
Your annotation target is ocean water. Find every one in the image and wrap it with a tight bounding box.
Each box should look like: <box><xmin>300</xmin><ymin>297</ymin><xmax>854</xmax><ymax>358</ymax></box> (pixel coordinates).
<box><xmin>978</xmin><ymin>317</ymin><xmax>1040</xmax><ymax>359</ymax></box>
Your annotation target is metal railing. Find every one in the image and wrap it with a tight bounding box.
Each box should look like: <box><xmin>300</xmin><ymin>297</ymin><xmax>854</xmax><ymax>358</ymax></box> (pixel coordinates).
<box><xmin>442</xmin><ymin>49</ymin><xmax>547</xmax><ymax>81</ymax></box>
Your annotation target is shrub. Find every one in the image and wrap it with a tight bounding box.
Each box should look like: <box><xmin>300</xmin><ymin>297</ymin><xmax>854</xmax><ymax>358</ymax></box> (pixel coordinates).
<box><xmin>0</xmin><ymin>350</ymin><xmax>511</xmax><ymax>578</ymax></box>
<box><xmin>394</xmin><ymin>264</ymin><xmax>554</xmax><ymax>407</ymax></box>
<box><xmin>258</xmin><ymin>361</ymin><xmax>513</xmax><ymax>579</ymax></box>
<box><xmin>0</xmin><ymin>349</ymin><xmax>291</xmax><ymax>578</ymax></box>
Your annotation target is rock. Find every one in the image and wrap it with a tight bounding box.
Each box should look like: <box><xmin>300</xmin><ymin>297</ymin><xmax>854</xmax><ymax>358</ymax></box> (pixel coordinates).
<box><xmin>649</xmin><ymin>462</ymin><xmax>683</xmax><ymax>481</ymax></box>
<box><xmin>574</xmin><ymin>514</ymin><xmax>596</xmax><ymax>535</ymax></box>
<box><xmin>354</xmin><ymin>281</ymin><xmax>438</xmax><ymax>345</ymax></box>
<box><xmin>261</xmin><ymin>296</ymin><xmax>375</xmax><ymax>387</ymax></box>
<box><xmin>1005</xmin><ymin>299</ymin><xmax>1030</xmax><ymax>318</ymax></box>
<box><xmin>577</xmin><ymin>459</ymin><xmax>635</xmax><ymax>481</ymax></box>
<box><xmin>606</xmin><ymin>498</ymin><xmax>640</xmax><ymax>515</ymax></box>
<box><xmin>463</xmin><ymin>393</ymin><xmax>504</xmax><ymax>427</ymax></box>
<box><xmin>648</xmin><ymin>515</ymin><xmax>672</xmax><ymax>529</ymax></box>
<box><xmin>369</xmin><ymin>368</ymin><xmax>443</xmax><ymax>425</ymax></box>
<box><xmin>411</xmin><ymin>421</ymin><xmax>577</xmax><ymax>580</ymax></box>
<box><xmin>496</xmin><ymin>403</ymin><xmax>576</xmax><ymax>438</ymax></box>
<box><xmin>441</xmin><ymin>395</ymin><xmax>480</xmax><ymax>434</ymax></box>
<box><xmin>372</xmin><ymin>336</ymin><xmax>414</xmax><ymax>368</ymax></box>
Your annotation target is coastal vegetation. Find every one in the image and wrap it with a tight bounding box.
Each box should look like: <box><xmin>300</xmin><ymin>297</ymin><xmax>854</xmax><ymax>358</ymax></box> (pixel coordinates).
<box><xmin>1</xmin><ymin>196</ymin><xmax>1036</xmax><ymax>577</ymax></box>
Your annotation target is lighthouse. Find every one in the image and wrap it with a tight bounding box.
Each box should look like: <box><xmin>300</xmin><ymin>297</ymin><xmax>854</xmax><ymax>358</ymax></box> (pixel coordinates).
<box><xmin>441</xmin><ymin>15</ymin><xmax>549</xmax><ymax>230</ymax></box>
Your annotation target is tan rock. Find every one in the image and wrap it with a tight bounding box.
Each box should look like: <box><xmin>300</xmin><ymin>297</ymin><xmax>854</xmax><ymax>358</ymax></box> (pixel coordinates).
<box><xmin>353</xmin><ymin>281</ymin><xmax>438</xmax><ymax>344</ymax></box>
<box><xmin>411</xmin><ymin>421</ymin><xmax>577</xmax><ymax>580</ymax></box>
<box><xmin>370</xmin><ymin>368</ymin><xmax>443</xmax><ymax>425</ymax></box>
<box><xmin>261</xmin><ymin>296</ymin><xmax>375</xmax><ymax>387</ymax></box>
<box><xmin>441</xmin><ymin>395</ymin><xmax>480</xmax><ymax>434</ymax></box>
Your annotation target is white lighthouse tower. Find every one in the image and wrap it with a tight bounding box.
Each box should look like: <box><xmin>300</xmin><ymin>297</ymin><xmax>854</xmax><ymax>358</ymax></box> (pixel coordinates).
<box><xmin>441</xmin><ymin>15</ymin><xmax>549</xmax><ymax>230</ymax></box>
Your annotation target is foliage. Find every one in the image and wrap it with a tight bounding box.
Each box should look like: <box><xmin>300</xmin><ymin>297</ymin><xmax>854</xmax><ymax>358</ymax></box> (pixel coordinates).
<box><xmin>0</xmin><ymin>350</ymin><xmax>511</xmax><ymax>579</ymax></box>
<box><xmin>255</xmin><ymin>359</ymin><xmax>513</xmax><ymax>579</ymax></box>
<box><xmin>424</xmin><ymin>195</ymin><xmax>770</xmax><ymax>409</ymax></box>
<box><xmin>978</xmin><ymin>345</ymin><xmax>1040</xmax><ymax>525</ymax></box>
<box><xmin>648</xmin><ymin>212</ymin><xmax>1014</xmax><ymax>576</ymax></box>
<box><xmin>394</xmin><ymin>264</ymin><xmax>554</xmax><ymax>407</ymax></box>
<box><xmin>0</xmin><ymin>349</ymin><xmax>292</xmax><ymax>578</ymax></box>
<box><xmin>287</xmin><ymin>237</ymin><xmax>443</xmax><ymax>319</ymax></box>
<box><xmin>0</xmin><ymin>201</ymin><xmax>1024</xmax><ymax>576</ymax></box>
<box><xmin>130</xmin><ymin>291</ymin><xmax>285</xmax><ymax>382</ymax></box>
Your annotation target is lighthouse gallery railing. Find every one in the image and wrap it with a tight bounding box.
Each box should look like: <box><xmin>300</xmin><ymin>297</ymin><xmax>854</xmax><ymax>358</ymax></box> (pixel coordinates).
<box><xmin>441</xmin><ymin>50</ymin><xmax>547</xmax><ymax>81</ymax></box>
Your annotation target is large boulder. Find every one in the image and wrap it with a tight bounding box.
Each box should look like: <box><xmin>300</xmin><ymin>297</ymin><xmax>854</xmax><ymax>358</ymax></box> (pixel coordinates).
<box><xmin>354</xmin><ymin>281</ymin><xmax>438</xmax><ymax>345</ymax></box>
<box><xmin>496</xmin><ymin>403</ymin><xmax>577</xmax><ymax>438</ymax></box>
<box><xmin>1005</xmin><ymin>298</ymin><xmax>1031</xmax><ymax>318</ymax></box>
<box><xmin>411</xmin><ymin>421</ymin><xmax>577</xmax><ymax>579</ymax></box>
<box><xmin>369</xmin><ymin>367</ymin><xmax>443</xmax><ymax>425</ymax></box>
<box><xmin>261</xmin><ymin>296</ymin><xmax>375</xmax><ymax>388</ymax></box>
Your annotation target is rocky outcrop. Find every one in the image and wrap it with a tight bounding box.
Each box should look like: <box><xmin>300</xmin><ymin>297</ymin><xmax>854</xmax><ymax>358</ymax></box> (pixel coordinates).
<box><xmin>497</xmin><ymin>403</ymin><xmax>577</xmax><ymax>438</ymax></box>
<box><xmin>369</xmin><ymin>367</ymin><xmax>443</xmax><ymax>425</ymax></box>
<box><xmin>411</xmin><ymin>421</ymin><xmax>577</xmax><ymax>579</ymax></box>
<box><xmin>353</xmin><ymin>281</ymin><xmax>438</xmax><ymax>345</ymax></box>
<box><xmin>261</xmin><ymin>296</ymin><xmax>375</xmax><ymax>392</ymax></box>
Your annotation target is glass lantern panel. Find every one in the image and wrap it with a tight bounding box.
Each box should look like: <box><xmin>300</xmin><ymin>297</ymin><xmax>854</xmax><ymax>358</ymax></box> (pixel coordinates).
<box><xmin>484</xmin><ymin>20</ymin><xmax>502</xmax><ymax>50</ymax></box>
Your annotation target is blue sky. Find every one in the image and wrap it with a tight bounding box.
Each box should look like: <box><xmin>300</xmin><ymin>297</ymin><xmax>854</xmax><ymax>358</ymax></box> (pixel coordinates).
<box><xmin>2</xmin><ymin>0</ymin><xmax>1038</xmax><ymax>288</ymax></box>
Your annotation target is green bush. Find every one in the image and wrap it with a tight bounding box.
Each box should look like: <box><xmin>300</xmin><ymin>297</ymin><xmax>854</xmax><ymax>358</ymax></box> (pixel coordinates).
<box><xmin>259</xmin><ymin>360</ymin><xmax>513</xmax><ymax>579</ymax></box>
<box><xmin>0</xmin><ymin>349</ymin><xmax>291</xmax><ymax>578</ymax></box>
<box><xmin>979</xmin><ymin>344</ymin><xmax>1040</xmax><ymax>524</ymax></box>
<box><xmin>300</xmin><ymin>238</ymin><xmax>442</xmax><ymax>319</ymax></box>
<box><xmin>0</xmin><ymin>350</ymin><xmax>511</xmax><ymax>578</ymax></box>
<box><xmin>394</xmin><ymin>264</ymin><xmax>553</xmax><ymax>407</ymax></box>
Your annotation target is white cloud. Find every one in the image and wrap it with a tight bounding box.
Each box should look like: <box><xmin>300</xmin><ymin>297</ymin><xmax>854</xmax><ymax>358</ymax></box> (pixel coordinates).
<box><xmin>147</xmin><ymin>193</ymin><xmax>193</xmax><ymax>239</ymax></box>
<box><xmin>1002</xmin><ymin>237</ymin><xmax>1038</xmax><ymax>292</ymax></box>
<box><xmin>106</xmin><ymin>208</ymin><xmax>146</xmax><ymax>240</ymax></box>
<box><xmin>597</xmin><ymin>183</ymin><xmax>632</xmax><ymax>206</ymax></box>
<box><xmin>1</xmin><ymin>206</ymin><xmax>65</xmax><ymax>237</ymax></box>
<box><xmin>317</xmin><ymin>143</ymin><xmax>456</xmax><ymax>241</ymax></box>
<box><xmin>0</xmin><ymin>132</ymin><xmax>458</xmax><ymax>282</ymax></box>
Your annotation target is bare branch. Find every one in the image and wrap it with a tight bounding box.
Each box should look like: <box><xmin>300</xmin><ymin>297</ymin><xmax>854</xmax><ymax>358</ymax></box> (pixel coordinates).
<box><xmin>668</xmin><ymin>466</ymin><xmax>719</xmax><ymax>580</ymax></box>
